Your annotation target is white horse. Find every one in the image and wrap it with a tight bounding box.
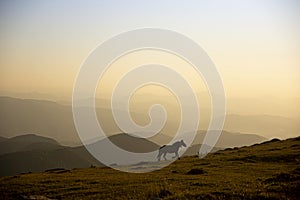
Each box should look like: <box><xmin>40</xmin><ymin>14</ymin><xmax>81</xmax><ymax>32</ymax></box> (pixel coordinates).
<box><xmin>157</xmin><ymin>140</ymin><xmax>187</xmax><ymax>161</ymax></box>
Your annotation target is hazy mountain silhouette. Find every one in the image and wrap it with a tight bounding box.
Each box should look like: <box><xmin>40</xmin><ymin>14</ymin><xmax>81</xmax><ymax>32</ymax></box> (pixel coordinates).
<box><xmin>0</xmin><ymin>133</ymin><xmax>160</xmax><ymax>176</ymax></box>
<box><xmin>0</xmin><ymin>134</ymin><xmax>103</xmax><ymax>176</ymax></box>
<box><xmin>194</xmin><ymin>130</ymin><xmax>267</xmax><ymax>148</ymax></box>
<box><xmin>0</xmin><ymin>132</ymin><xmax>293</xmax><ymax>176</ymax></box>
<box><xmin>1</xmin><ymin>96</ymin><xmax>293</xmax><ymax>146</ymax></box>
<box><xmin>223</xmin><ymin>114</ymin><xmax>299</xmax><ymax>139</ymax></box>
<box><xmin>0</xmin><ymin>134</ymin><xmax>60</xmax><ymax>155</ymax></box>
<box><xmin>183</xmin><ymin>144</ymin><xmax>222</xmax><ymax>156</ymax></box>
<box><xmin>150</xmin><ymin>130</ymin><xmax>266</xmax><ymax>148</ymax></box>
<box><xmin>0</xmin><ymin>97</ymin><xmax>288</xmax><ymax>147</ymax></box>
<box><xmin>0</xmin><ymin>96</ymin><xmax>154</xmax><ymax>145</ymax></box>
<box><xmin>107</xmin><ymin>133</ymin><xmax>160</xmax><ymax>153</ymax></box>
<box><xmin>0</xmin><ymin>136</ymin><xmax>7</xmax><ymax>142</ymax></box>
<box><xmin>148</xmin><ymin>133</ymin><xmax>173</xmax><ymax>145</ymax></box>
<box><xmin>0</xmin><ymin>96</ymin><xmax>80</xmax><ymax>146</ymax></box>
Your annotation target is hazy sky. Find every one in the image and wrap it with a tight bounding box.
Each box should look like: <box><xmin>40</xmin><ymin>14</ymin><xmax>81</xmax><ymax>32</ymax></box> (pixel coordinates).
<box><xmin>1</xmin><ymin>1</ymin><xmax>300</xmax><ymax>110</ymax></box>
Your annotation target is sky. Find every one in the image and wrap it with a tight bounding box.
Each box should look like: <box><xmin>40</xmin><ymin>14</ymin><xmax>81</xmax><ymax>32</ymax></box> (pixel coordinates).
<box><xmin>0</xmin><ymin>0</ymin><xmax>300</xmax><ymax>117</ymax></box>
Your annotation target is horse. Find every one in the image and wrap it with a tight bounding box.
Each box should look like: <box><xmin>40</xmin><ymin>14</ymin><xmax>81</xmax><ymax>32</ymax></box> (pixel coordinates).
<box><xmin>157</xmin><ymin>140</ymin><xmax>187</xmax><ymax>161</ymax></box>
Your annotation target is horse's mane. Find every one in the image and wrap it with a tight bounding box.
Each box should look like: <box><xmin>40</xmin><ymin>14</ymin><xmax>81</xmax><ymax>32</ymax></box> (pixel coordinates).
<box><xmin>173</xmin><ymin>141</ymin><xmax>181</xmax><ymax>145</ymax></box>
<box><xmin>160</xmin><ymin>141</ymin><xmax>182</xmax><ymax>149</ymax></box>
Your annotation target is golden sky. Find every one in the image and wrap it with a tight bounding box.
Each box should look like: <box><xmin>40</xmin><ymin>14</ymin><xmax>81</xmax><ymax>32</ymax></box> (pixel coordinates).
<box><xmin>0</xmin><ymin>0</ymin><xmax>300</xmax><ymax>118</ymax></box>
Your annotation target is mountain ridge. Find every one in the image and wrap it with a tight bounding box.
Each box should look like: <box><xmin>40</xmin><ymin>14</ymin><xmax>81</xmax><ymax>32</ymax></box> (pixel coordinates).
<box><xmin>0</xmin><ymin>133</ymin><xmax>276</xmax><ymax>176</ymax></box>
<box><xmin>1</xmin><ymin>136</ymin><xmax>299</xmax><ymax>199</ymax></box>
<box><xmin>1</xmin><ymin>96</ymin><xmax>298</xmax><ymax>145</ymax></box>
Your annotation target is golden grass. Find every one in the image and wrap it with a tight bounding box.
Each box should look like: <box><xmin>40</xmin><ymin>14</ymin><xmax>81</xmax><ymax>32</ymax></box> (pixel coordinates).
<box><xmin>1</xmin><ymin>137</ymin><xmax>299</xmax><ymax>199</ymax></box>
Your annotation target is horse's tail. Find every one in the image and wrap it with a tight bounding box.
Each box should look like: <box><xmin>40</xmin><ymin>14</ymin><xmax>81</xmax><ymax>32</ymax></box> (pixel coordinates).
<box><xmin>158</xmin><ymin>145</ymin><xmax>166</xmax><ymax>159</ymax></box>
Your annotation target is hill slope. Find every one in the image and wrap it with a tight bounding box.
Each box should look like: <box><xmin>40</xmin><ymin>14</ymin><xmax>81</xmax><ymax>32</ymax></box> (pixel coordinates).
<box><xmin>0</xmin><ymin>136</ymin><xmax>299</xmax><ymax>199</ymax></box>
<box><xmin>181</xmin><ymin>130</ymin><xmax>266</xmax><ymax>148</ymax></box>
<box><xmin>107</xmin><ymin>133</ymin><xmax>160</xmax><ymax>153</ymax></box>
<box><xmin>0</xmin><ymin>134</ymin><xmax>103</xmax><ymax>176</ymax></box>
<box><xmin>114</xmin><ymin>130</ymin><xmax>266</xmax><ymax>149</ymax></box>
<box><xmin>0</xmin><ymin>133</ymin><xmax>160</xmax><ymax>176</ymax></box>
<box><xmin>0</xmin><ymin>134</ymin><xmax>60</xmax><ymax>155</ymax></box>
<box><xmin>73</xmin><ymin>133</ymin><xmax>160</xmax><ymax>166</ymax></box>
<box><xmin>0</xmin><ymin>136</ymin><xmax>7</xmax><ymax>142</ymax></box>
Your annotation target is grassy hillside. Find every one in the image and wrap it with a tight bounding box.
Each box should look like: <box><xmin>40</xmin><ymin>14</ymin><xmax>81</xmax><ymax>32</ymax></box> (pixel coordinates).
<box><xmin>0</xmin><ymin>136</ymin><xmax>299</xmax><ymax>199</ymax></box>
<box><xmin>0</xmin><ymin>134</ymin><xmax>103</xmax><ymax>176</ymax></box>
<box><xmin>0</xmin><ymin>133</ymin><xmax>160</xmax><ymax>176</ymax></box>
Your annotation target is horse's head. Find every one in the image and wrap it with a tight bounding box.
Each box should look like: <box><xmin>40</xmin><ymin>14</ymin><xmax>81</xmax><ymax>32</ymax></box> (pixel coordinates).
<box><xmin>180</xmin><ymin>140</ymin><xmax>187</xmax><ymax>147</ymax></box>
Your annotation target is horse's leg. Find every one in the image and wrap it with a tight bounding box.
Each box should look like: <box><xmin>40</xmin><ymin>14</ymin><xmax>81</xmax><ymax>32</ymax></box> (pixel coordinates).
<box><xmin>173</xmin><ymin>151</ymin><xmax>179</xmax><ymax>159</ymax></box>
<box><xmin>172</xmin><ymin>152</ymin><xmax>177</xmax><ymax>159</ymax></box>
<box><xmin>163</xmin><ymin>152</ymin><xmax>167</xmax><ymax>161</ymax></box>
<box><xmin>157</xmin><ymin>150</ymin><xmax>162</xmax><ymax>161</ymax></box>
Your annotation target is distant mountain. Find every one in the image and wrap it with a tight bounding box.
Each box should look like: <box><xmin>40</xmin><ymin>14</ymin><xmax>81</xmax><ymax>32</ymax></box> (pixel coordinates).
<box><xmin>73</xmin><ymin>133</ymin><xmax>162</xmax><ymax>166</ymax></box>
<box><xmin>149</xmin><ymin>130</ymin><xmax>266</xmax><ymax>148</ymax></box>
<box><xmin>0</xmin><ymin>133</ymin><xmax>160</xmax><ymax>176</ymax></box>
<box><xmin>107</xmin><ymin>133</ymin><xmax>160</xmax><ymax>153</ymax></box>
<box><xmin>1</xmin><ymin>133</ymin><xmax>217</xmax><ymax>175</ymax></box>
<box><xmin>148</xmin><ymin>133</ymin><xmax>173</xmax><ymax>145</ymax></box>
<box><xmin>149</xmin><ymin>130</ymin><xmax>265</xmax><ymax>156</ymax></box>
<box><xmin>183</xmin><ymin>144</ymin><xmax>222</xmax><ymax>156</ymax></box>
<box><xmin>227</xmin><ymin>97</ymin><xmax>300</xmax><ymax>119</ymax></box>
<box><xmin>0</xmin><ymin>136</ymin><xmax>7</xmax><ymax>142</ymax></box>
<box><xmin>86</xmin><ymin>133</ymin><xmax>160</xmax><ymax>153</ymax></box>
<box><xmin>192</xmin><ymin>130</ymin><xmax>267</xmax><ymax>148</ymax></box>
<box><xmin>0</xmin><ymin>96</ymin><xmax>148</xmax><ymax>146</ymax></box>
<box><xmin>223</xmin><ymin>114</ymin><xmax>300</xmax><ymax>139</ymax></box>
<box><xmin>0</xmin><ymin>96</ymin><xmax>296</xmax><ymax>146</ymax></box>
<box><xmin>0</xmin><ymin>96</ymin><xmax>80</xmax><ymax>146</ymax></box>
<box><xmin>0</xmin><ymin>134</ymin><xmax>103</xmax><ymax>176</ymax></box>
<box><xmin>2</xmin><ymin>134</ymin><xmax>59</xmax><ymax>145</ymax></box>
<box><xmin>0</xmin><ymin>132</ymin><xmax>285</xmax><ymax>176</ymax></box>
<box><xmin>0</xmin><ymin>134</ymin><xmax>61</xmax><ymax>155</ymax></box>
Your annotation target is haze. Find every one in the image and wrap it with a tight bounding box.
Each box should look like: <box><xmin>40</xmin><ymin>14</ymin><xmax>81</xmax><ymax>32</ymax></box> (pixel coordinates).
<box><xmin>1</xmin><ymin>0</ymin><xmax>300</xmax><ymax>140</ymax></box>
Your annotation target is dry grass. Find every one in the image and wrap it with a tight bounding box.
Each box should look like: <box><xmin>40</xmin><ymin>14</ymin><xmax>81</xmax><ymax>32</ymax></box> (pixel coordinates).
<box><xmin>0</xmin><ymin>137</ymin><xmax>299</xmax><ymax>199</ymax></box>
